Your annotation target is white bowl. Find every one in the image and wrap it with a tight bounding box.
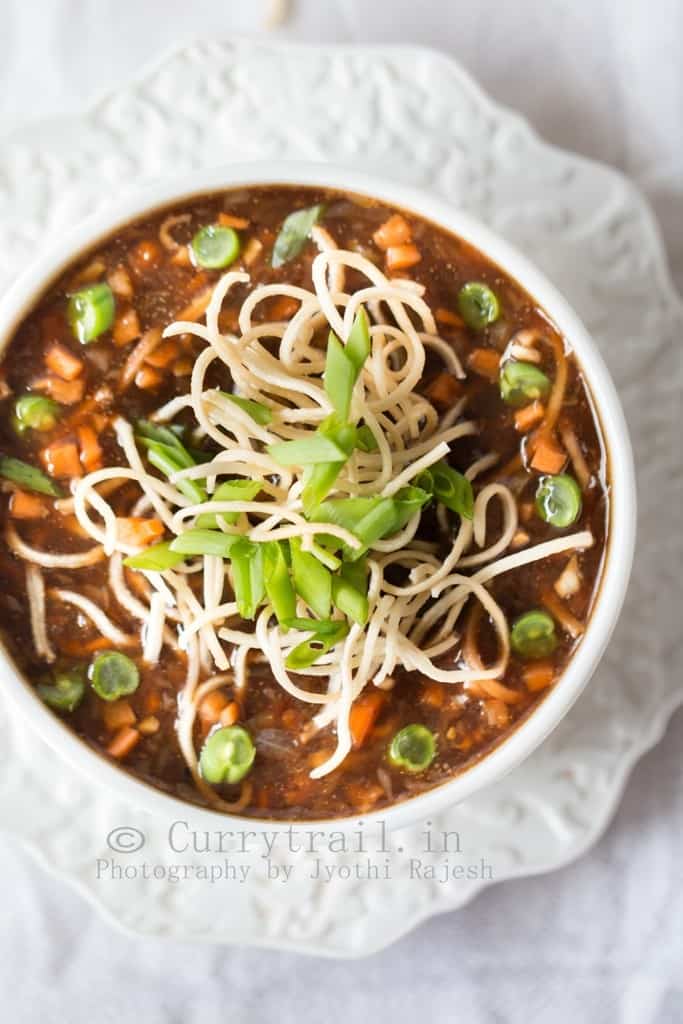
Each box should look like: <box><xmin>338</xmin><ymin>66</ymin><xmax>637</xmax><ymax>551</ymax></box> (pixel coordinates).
<box><xmin>0</xmin><ymin>162</ymin><xmax>636</xmax><ymax>833</ymax></box>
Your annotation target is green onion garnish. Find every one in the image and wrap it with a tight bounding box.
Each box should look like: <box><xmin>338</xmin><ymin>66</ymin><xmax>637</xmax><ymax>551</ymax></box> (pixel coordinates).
<box><xmin>282</xmin><ymin>617</ymin><xmax>342</xmax><ymax>635</ymax></box>
<box><xmin>272</xmin><ymin>204</ymin><xmax>325</xmax><ymax>268</ymax></box>
<box><xmin>229</xmin><ymin>539</ymin><xmax>265</xmax><ymax>620</ymax></box>
<box><xmin>300</xmin><ymin>416</ymin><xmax>358</xmax><ymax>514</ymax></box>
<box><xmin>219</xmin><ymin>393</ymin><xmax>272</xmax><ymax>426</ymax></box>
<box><xmin>332</xmin><ymin>575</ymin><xmax>369</xmax><ymax>626</ymax></box>
<box><xmin>290</xmin><ymin>538</ymin><xmax>332</xmax><ymax>619</ymax></box>
<box><xmin>418</xmin><ymin>461</ymin><xmax>474</xmax><ymax>519</ymax></box>
<box><xmin>195</xmin><ymin>479</ymin><xmax>261</xmax><ymax>528</ymax></box>
<box><xmin>0</xmin><ymin>456</ymin><xmax>62</xmax><ymax>496</ymax></box>
<box><xmin>145</xmin><ymin>443</ymin><xmax>206</xmax><ymax>505</ymax></box>
<box><xmin>13</xmin><ymin>395</ymin><xmax>61</xmax><ymax>434</ymax></box>
<box><xmin>355</xmin><ymin>424</ymin><xmax>378</xmax><ymax>452</ymax></box>
<box><xmin>169</xmin><ymin>529</ymin><xmax>243</xmax><ymax>559</ymax></box>
<box><xmin>123</xmin><ymin>541</ymin><xmax>186</xmax><ymax>571</ymax></box>
<box><xmin>324</xmin><ymin>332</ymin><xmax>357</xmax><ymax>421</ymax></box>
<box><xmin>285</xmin><ymin>620</ymin><xmax>349</xmax><ymax>670</ymax></box>
<box><xmin>263</xmin><ymin>541</ymin><xmax>297</xmax><ymax>626</ymax></box>
<box><xmin>267</xmin><ymin>434</ymin><xmax>350</xmax><ymax>466</ymax></box>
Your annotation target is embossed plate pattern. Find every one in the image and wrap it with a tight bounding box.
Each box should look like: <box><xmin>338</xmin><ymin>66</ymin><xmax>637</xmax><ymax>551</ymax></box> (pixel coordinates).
<box><xmin>0</xmin><ymin>41</ymin><xmax>680</xmax><ymax>956</ymax></box>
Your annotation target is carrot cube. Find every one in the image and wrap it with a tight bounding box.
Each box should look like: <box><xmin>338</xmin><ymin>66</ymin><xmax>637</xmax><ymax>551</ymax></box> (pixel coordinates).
<box><xmin>467</xmin><ymin>347</ymin><xmax>501</xmax><ymax>381</ymax></box>
<box><xmin>45</xmin><ymin>343</ymin><xmax>84</xmax><ymax>381</ymax></box>
<box><xmin>386</xmin><ymin>244</ymin><xmax>421</xmax><ymax>272</ymax></box>
<box><xmin>113</xmin><ymin>307</ymin><xmax>141</xmax><ymax>346</ymax></box>
<box><xmin>373</xmin><ymin>214</ymin><xmax>413</xmax><ymax>250</ymax></box>
<box><xmin>41</xmin><ymin>439</ymin><xmax>82</xmax><ymax>478</ymax></box>
<box><xmin>9</xmin><ymin>491</ymin><xmax>48</xmax><ymax>519</ymax></box>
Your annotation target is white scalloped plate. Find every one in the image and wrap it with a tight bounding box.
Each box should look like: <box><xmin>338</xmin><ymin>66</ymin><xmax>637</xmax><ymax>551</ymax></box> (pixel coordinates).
<box><xmin>1</xmin><ymin>40</ymin><xmax>681</xmax><ymax>957</ymax></box>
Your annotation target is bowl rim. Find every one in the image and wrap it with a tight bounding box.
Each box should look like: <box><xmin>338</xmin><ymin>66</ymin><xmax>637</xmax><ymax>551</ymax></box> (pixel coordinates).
<box><xmin>0</xmin><ymin>161</ymin><xmax>636</xmax><ymax>833</ymax></box>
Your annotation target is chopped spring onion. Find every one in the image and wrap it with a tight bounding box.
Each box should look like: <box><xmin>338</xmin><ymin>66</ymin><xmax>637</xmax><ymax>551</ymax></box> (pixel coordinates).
<box><xmin>145</xmin><ymin>443</ymin><xmax>206</xmax><ymax>505</ymax></box>
<box><xmin>387</xmin><ymin>724</ymin><xmax>437</xmax><ymax>773</ymax></box>
<box><xmin>169</xmin><ymin>529</ymin><xmax>243</xmax><ymax>559</ymax></box>
<box><xmin>344</xmin><ymin>306</ymin><xmax>371</xmax><ymax>371</ymax></box>
<box><xmin>195</xmin><ymin>478</ymin><xmax>261</xmax><ymax>528</ymax></box>
<box><xmin>229</xmin><ymin>538</ymin><xmax>265</xmax><ymax>620</ymax></box>
<box><xmin>500</xmin><ymin>360</ymin><xmax>551</xmax><ymax>407</ymax></box>
<box><xmin>123</xmin><ymin>541</ymin><xmax>186</xmax><ymax>571</ymax></box>
<box><xmin>300</xmin><ymin>416</ymin><xmax>357</xmax><ymax>513</ymax></box>
<box><xmin>457</xmin><ymin>281</ymin><xmax>500</xmax><ymax>330</ymax></box>
<box><xmin>219</xmin><ymin>392</ymin><xmax>272</xmax><ymax>426</ymax></box>
<box><xmin>263</xmin><ymin>541</ymin><xmax>296</xmax><ymax>625</ymax></box>
<box><xmin>282</xmin><ymin>617</ymin><xmax>342</xmax><ymax>635</ymax></box>
<box><xmin>272</xmin><ymin>204</ymin><xmax>324</xmax><ymax>268</ymax></box>
<box><xmin>290</xmin><ymin>537</ymin><xmax>332</xmax><ymax>619</ymax></box>
<box><xmin>340</xmin><ymin>555</ymin><xmax>368</xmax><ymax>594</ymax></box>
<box><xmin>68</xmin><ymin>283</ymin><xmax>115</xmax><ymax>343</ymax></box>
<box><xmin>535</xmin><ymin>474</ymin><xmax>583</xmax><ymax>528</ymax></box>
<box><xmin>199</xmin><ymin>725</ymin><xmax>255</xmax><ymax>785</ymax></box>
<box><xmin>135</xmin><ymin>420</ymin><xmax>195</xmax><ymax>466</ymax></box>
<box><xmin>89</xmin><ymin>651</ymin><xmax>139</xmax><ymax>702</ymax></box>
<box><xmin>13</xmin><ymin>395</ymin><xmax>60</xmax><ymax>433</ymax></box>
<box><xmin>37</xmin><ymin>666</ymin><xmax>86</xmax><ymax>712</ymax></box>
<box><xmin>355</xmin><ymin>424</ymin><xmax>378</xmax><ymax>452</ymax></box>
<box><xmin>191</xmin><ymin>225</ymin><xmax>240</xmax><ymax>269</ymax></box>
<box><xmin>332</xmin><ymin>574</ymin><xmax>369</xmax><ymax>626</ymax></box>
<box><xmin>419</xmin><ymin>462</ymin><xmax>474</xmax><ymax>519</ymax></box>
<box><xmin>268</xmin><ymin>434</ymin><xmax>350</xmax><ymax>466</ymax></box>
<box><xmin>510</xmin><ymin>609</ymin><xmax>558</xmax><ymax>659</ymax></box>
<box><xmin>391</xmin><ymin>485</ymin><xmax>432</xmax><ymax>532</ymax></box>
<box><xmin>324</xmin><ymin>332</ymin><xmax>357</xmax><ymax>421</ymax></box>
<box><xmin>0</xmin><ymin>456</ymin><xmax>62</xmax><ymax>496</ymax></box>
<box><xmin>285</xmin><ymin>620</ymin><xmax>349</xmax><ymax>670</ymax></box>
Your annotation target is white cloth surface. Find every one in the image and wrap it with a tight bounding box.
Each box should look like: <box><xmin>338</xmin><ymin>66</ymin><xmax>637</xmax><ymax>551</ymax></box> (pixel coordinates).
<box><xmin>1</xmin><ymin>2</ymin><xmax>681</xmax><ymax>1021</ymax></box>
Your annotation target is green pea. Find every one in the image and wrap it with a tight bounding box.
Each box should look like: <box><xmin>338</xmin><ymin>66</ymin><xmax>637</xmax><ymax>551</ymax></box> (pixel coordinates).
<box><xmin>387</xmin><ymin>724</ymin><xmax>436</xmax><ymax>773</ymax></box>
<box><xmin>191</xmin><ymin>225</ymin><xmax>240</xmax><ymax>269</ymax></box>
<box><xmin>510</xmin><ymin>610</ymin><xmax>557</xmax><ymax>659</ymax></box>
<box><xmin>199</xmin><ymin>725</ymin><xmax>255</xmax><ymax>785</ymax></box>
<box><xmin>89</xmin><ymin>651</ymin><xmax>139</xmax><ymax>701</ymax></box>
<box><xmin>68</xmin><ymin>283</ymin><xmax>115</xmax><ymax>344</ymax></box>
<box><xmin>535</xmin><ymin>474</ymin><xmax>582</xmax><ymax>527</ymax></box>
<box><xmin>457</xmin><ymin>282</ymin><xmax>500</xmax><ymax>329</ymax></box>
<box><xmin>37</xmin><ymin>666</ymin><xmax>86</xmax><ymax>712</ymax></box>
<box><xmin>13</xmin><ymin>395</ymin><xmax>61</xmax><ymax>434</ymax></box>
<box><xmin>499</xmin><ymin>360</ymin><xmax>551</xmax><ymax>407</ymax></box>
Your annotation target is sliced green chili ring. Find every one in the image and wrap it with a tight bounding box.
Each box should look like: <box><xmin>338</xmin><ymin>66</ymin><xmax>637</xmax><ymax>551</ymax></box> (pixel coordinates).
<box><xmin>89</xmin><ymin>652</ymin><xmax>139</xmax><ymax>702</ymax></box>
<box><xmin>0</xmin><ymin>456</ymin><xmax>62</xmax><ymax>496</ymax></box>
<box><xmin>263</xmin><ymin>541</ymin><xmax>297</xmax><ymax>626</ymax></box>
<box><xmin>535</xmin><ymin>474</ymin><xmax>582</xmax><ymax>528</ymax></box>
<box><xmin>331</xmin><ymin>575</ymin><xmax>368</xmax><ymax>626</ymax></box>
<box><xmin>36</xmin><ymin>666</ymin><xmax>86</xmax><ymax>712</ymax></box>
<box><xmin>169</xmin><ymin>529</ymin><xmax>242</xmax><ymax>559</ymax></box>
<box><xmin>199</xmin><ymin>725</ymin><xmax>255</xmax><ymax>785</ymax></box>
<box><xmin>387</xmin><ymin>724</ymin><xmax>436</xmax><ymax>773</ymax></box>
<box><xmin>272</xmin><ymin>204</ymin><xmax>325</xmax><ymax>268</ymax></box>
<box><xmin>425</xmin><ymin>461</ymin><xmax>474</xmax><ymax>519</ymax></box>
<box><xmin>499</xmin><ymin>360</ymin><xmax>552</xmax><ymax>407</ymax></box>
<box><xmin>230</xmin><ymin>538</ymin><xmax>265</xmax><ymax>620</ymax></box>
<box><xmin>457</xmin><ymin>281</ymin><xmax>500</xmax><ymax>330</ymax></box>
<box><xmin>510</xmin><ymin>609</ymin><xmax>558</xmax><ymax>659</ymax></box>
<box><xmin>195</xmin><ymin>479</ymin><xmax>261</xmax><ymax>528</ymax></box>
<box><xmin>191</xmin><ymin>225</ymin><xmax>240</xmax><ymax>269</ymax></box>
<box><xmin>123</xmin><ymin>541</ymin><xmax>186</xmax><ymax>571</ymax></box>
<box><xmin>285</xmin><ymin>621</ymin><xmax>349</xmax><ymax>670</ymax></box>
<box><xmin>13</xmin><ymin>395</ymin><xmax>61</xmax><ymax>434</ymax></box>
<box><xmin>68</xmin><ymin>282</ymin><xmax>115</xmax><ymax>343</ymax></box>
<box><xmin>219</xmin><ymin>392</ymin><xmax>272</xmax><ymax>426</ymax></box>
<box><xmin>290</xmin><ymin>537</ymin><xmax>332</xmax><ymax>619</ymax></box>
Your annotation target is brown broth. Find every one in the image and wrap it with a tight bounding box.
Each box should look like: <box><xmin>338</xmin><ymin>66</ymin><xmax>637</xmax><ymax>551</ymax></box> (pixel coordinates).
<box><xmin>0</xmin><ymin>186</ymin><xmax>608</xmax><ymax>819</ymax></box>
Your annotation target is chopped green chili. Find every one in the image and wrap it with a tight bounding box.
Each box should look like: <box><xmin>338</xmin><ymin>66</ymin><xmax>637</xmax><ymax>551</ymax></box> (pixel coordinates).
<box><xmin>510</xmin><ymin>610</ymin><xmax>558</xmax><ymax>659</ymax></box>
<box><xmin>285</xmin><ymin>620</ymin><xmax>349</xmax><ymax>670</ymax></box>
<box><xmin>290</xmin><ymin>537</ymin><xmax>332</xmax><ymax>618</ymax></box>
<box><xmin>199</xmin><ymin>725</ymin><xmax>255</xmax><ymax>784</ymax></box>
<box><xmin>387</xmin><ymin>724</ymin><xmax>436</xmax><ymax>773</ymax></box>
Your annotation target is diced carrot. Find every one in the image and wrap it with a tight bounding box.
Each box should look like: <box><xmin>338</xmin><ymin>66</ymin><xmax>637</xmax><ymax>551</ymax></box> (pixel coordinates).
<box><xmin>522</xmin><ymin>660</ymin><xmax>556</xmax><ymax>693</ymax></box>
<box><xmin>242</xmin><ymin>238</ymin><xmax>263</xmax><ymax>267</ymax></box>
<box><xmin>45</xmin><ymin>343</ymin><xmax>83</xmax><ymax>381</ymax></box>
<box><xmin>138</xmin><ymin>715</ymin><xmax>160</xmax><ymax>735</ymax></box>
<box><xmin>530</xmin><ymin>435</ymin><xmax>567</xmax><ymax>474</ymax></box>
<box><xmin>59</xmin><ymin>635</ymin><xmax>110</xmax><ymax>656</ymax></box>
<box><xmin>129</xmin><ymin>239</ymin><xmax>163</xmax><ymax>276</ymax></box>
<box><xmin>32</xmin><ymin>375</ymin><xmax>85</xmax><ymax>405</ymax></box>
<box><xmin>541</xmin><ymin>589</ymin><xmax>585</xmax><ymax>639</ymax></box>
<box><xmin>57</xmin><ymin>514</ymin><xmax>90</xmax><ymax>537</ymax></box>
<box><xmin>176</xmin><ymin>288</ymin><xmax>212</xmax><ymax>323</ymax></box>
<box><xmin>386</xmin><ymin>244</ymin><xmax>421</xmax><ymax>272</ymax></box>
<box><xmin>41</xmin><ymin>438</ymin><xmax>82</xmax><ymax>478</ymax></box>
<box><xmin>349</xmin><ymin>690</ymin><xmax>385</xmax><ymax>748</ymax></box>
<box><xmin>467</xmin><ymin>347</ymin><xmax>500</xmax><ymax>381</ymax></box>
<box><xmin>424</xmin><ymin>371</ymin><xmax>462</xmax><ymax>409</ymax></box>
<box><xmin>172</xmin><ymin>358</ymin><xmax>193</xmax><ymax>377</ymax></box>
<box><xmin>144</xmin><ymin>339</ymin><xmax>180</xmax><ymax>369</ymax></box>
<box><xmin>373</xmin><ymin>214</ymin><xmax>412</xmax><ymax>250</ymax></box>
<box><xmin>420</xmin><ymin>681</ymin><xmax>446</xmax><ymax>708</ymax></box>
<box><xmin>103</xmin><ymin>699</ymin><xmax>136</xmax><ymax>732</ymax></box>
<box><xmin>218</xmin><ymin>307</ymin><xmax>240</xmax><ymax>333</ymax></box>
<box><xmin>269</xmin><ymin>296</ymin><xmax>300</xmax><ymax>320</ymax></box>
<box><xmin>170</xmin><ymin>246</ymin><xmax>192</xmax><ymax>267</ymax></box>
<box><xmin>107</xmin><ymin>265</ymin><xmax>134</xmax><ymax>300</ymax></box>
<box><xmin>144</xmin><ymin>690</ymin><xmax>162</xmax><ymax>714</ymax></box>
<box><xmin>106</xmin><ymin>726</ymin><xmax>140</xmax><ymax>760</ymax></box>
<box><xmin>219</xmin><ymin>701</ymin><xmax>240</xmax><ymax>727</ymax></box>
<box><xmin>134</xmin><ymin>366</ymin><xmax>164</xmax><ymax>390</ymax></box>
<box><xmin>514</xmin><ymin>400</ymin><xmax>545</xmax><ymax>433</ymax></box>
<box><xmin>77</xmin><ymin>424</ymin><xmax>103</xmax><ymax>471</ymax></box>
<box><xmin>113</xmin><ymin>307</ymin><xmax>141</xmax><ymax>346</ymax></box>
<box><xmin>9</xmin><ymin>491</ymin><xmax>48</xmax><ymax>519</ymax></box>
<box><xmin>484</xmin><ymin>698</ymin><xmax>510</xmax><ymax>727</ymax></box>
<box><xmin>435</xmin><ymin>307</ymin><xmax>465</xmax><ymax>328</ymax></box>
<box><xmin>198</xmin><ymin>690</ymin><xmax>229</xmax><ymax>725</ymax></box>
<box><xmin>116</xmin><ymin>517</ymin><xmax>165</xmax><ymax>547</ymax></box>
<box><xmin>218</xmin><ymin>212</ymin><xmax>250</xmax><ymax>229</ymax></box>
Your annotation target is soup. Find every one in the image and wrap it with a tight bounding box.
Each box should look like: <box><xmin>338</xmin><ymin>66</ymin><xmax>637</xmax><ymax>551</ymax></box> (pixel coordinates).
<box><xmin>0</xmin><ymin>186</ymin><xmax>608</xmax><ymax>819</ymax></box>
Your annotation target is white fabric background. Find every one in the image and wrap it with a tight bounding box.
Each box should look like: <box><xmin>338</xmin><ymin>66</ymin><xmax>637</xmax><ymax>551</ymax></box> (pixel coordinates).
<box><xmin>1</xmin><ymin>2</ymin><xmax>681</xmax><ymax>1021</ymax></box>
